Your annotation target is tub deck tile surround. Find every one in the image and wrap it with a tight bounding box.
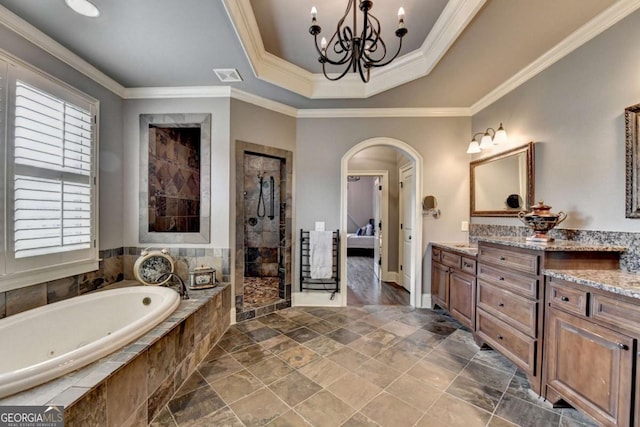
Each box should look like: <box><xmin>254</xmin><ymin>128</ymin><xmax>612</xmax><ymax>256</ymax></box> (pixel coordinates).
<box><xmin>0</xmin><ymin>281</ymin><xmax>231</xmax><ymax>427</ymax></box>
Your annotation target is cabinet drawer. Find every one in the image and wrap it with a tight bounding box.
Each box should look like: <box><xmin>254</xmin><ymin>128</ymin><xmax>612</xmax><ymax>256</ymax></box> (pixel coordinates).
<box><xmin>477</xmin><ymin>263</ymin><xmax>538</xmax><ymax>299</ymax></box>
<box><xmin>478</xmin><ymin>245</ymin><xmax>539</xmax><ymax>275</ymax></box>
<box><xmin>441</xmin><ymin>251</ymin><xmax>461</xmax><ymax>269</ymax></box>
<box><xmin>432</xmin><ymin>247</ymin><xmax>441</xmax><ymax>260</ymax></box>
<box><xmin>549</xmin><ymin>282</ymin><xmax>589</xmax><ymax>317</ymax></box>
<box><xmin>461</xmin><ymin>257</ymin><xmax>476</xmax><ymax>274</ymax></box>
<box><xmin>477</xmin><ymin>280</ymin><xmax>537</xmax><ymax>337</ymax></box>
<box><xmin>591</xmin><ymin>293</ymin><xmax>640</xmax><ymax>335</ymax></box>
<box><xmin>476</xmin><ymin>309</ymin><xmax>537</xmax><ymax>374</ymax></box>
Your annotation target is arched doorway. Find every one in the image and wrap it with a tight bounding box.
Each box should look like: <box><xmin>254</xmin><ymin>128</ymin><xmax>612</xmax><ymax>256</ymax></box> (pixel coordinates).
<box><xmin>340</xmin><ymin>137</ymin><xmax>423</xmax><ymax>308</ymax></box>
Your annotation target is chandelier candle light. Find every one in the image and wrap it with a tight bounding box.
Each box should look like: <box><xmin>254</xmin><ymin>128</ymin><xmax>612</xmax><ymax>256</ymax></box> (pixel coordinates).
<box><xmin>309</xmin><ymin>1</ymin><xmax>408</xmax><ymax>82</ymax></box>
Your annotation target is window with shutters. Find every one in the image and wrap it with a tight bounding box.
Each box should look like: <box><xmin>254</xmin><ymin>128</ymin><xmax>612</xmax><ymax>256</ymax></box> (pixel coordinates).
<box><xmin>0</xmin><ymin>54</ymin><xmax>99</xmax><ymax>292</ymax></box>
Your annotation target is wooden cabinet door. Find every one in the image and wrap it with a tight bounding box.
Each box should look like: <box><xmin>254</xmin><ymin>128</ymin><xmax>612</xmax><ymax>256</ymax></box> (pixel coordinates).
<box><xmin>546</xmin><ymin>307</ymin><xmax>634</xmax><ymax>427</ymax></box>
<box><xmin>449</xmin><ymin>271</ymin><xmax>475</xmax><ymax>329</ymax></box>
<box><xmin>431</xmin><ymin>261</ymin><xmax>449</xmax><ymax>310</ymax></box>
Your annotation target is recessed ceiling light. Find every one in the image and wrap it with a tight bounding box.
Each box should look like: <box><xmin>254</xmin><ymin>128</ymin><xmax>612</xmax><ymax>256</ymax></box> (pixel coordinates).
<box><xmin>65</xmin><ymin>0</ymin><xmax>100</xmax><ymax>18</ymax></box>
<box><xmin>214</xmin><ymin>68</ymin><xmax>242</xmax><ymax>83</ymax></box>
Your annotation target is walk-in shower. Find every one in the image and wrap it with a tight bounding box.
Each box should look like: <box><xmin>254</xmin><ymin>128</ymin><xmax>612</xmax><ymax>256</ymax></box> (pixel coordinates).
<box><xmin>235</xmin><ymin>142</ymin><xmax>293</xmax><ymax>322</ymax></box>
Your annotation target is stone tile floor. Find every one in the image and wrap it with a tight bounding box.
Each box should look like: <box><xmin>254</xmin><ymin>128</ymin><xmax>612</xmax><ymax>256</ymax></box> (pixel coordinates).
<box><xmin>151</xmin><ymin>306</ymin><xmax>599</xmax><ymax>427</ymax></box>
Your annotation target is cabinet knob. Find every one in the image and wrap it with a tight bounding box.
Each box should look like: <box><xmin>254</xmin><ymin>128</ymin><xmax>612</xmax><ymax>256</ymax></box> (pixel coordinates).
<box><xmin>498</xmin><ymin>277</ymin><xmax>505</xmax><ymax>281</ymax></box>
<box><xmin>409</xmin><ymin>235</ymin><xmax>412</xmax><ymax>240</ymax></box>
<box><xmin>497</xmin><ymin>334</ymin><xmax>504</xmax><ymax>340</ymax></box>
<box><xmin>560</xmin><ymin>296</ymin><xmax>569</xmax><ymax>302</ymax></box>
<box><xmin>618</xmin><ymin>343</ymin><xmax>629</xmax><ymax>351</ymax></box>
<box><xmin>499</xmin><ymin>256</ymin><xmax>506</xmax><ymax>261</ymax></box>
<box><xmin>498</xmin><ymin>303</ymin><xmax>504</xmax><ymax>307</ymax></box>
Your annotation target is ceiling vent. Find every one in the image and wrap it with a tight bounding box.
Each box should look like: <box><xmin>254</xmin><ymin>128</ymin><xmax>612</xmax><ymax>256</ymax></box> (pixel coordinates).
<box><xmin>213</xmin><ymin>68</ymin><xmax>242</xmax><ymax>83</ymax></box>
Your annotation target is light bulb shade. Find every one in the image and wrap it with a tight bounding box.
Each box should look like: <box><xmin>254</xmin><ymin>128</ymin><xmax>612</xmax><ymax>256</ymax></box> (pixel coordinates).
<box><xmin>479</xmin><ymin>134</ymin><xmax>493</xmax><ymax>149</ymax></box>
<box><xmin>466</xmin><ymin>140</ymin><xmax>481</xmax><ymax>154</ymax></box>
<box><xmin>493</xmin><ymin>126</ymin><xmax>507</xmax><ymax>145</ymax></box>
<box><xmin>65</xmin><ymin>0</ymin><xmax>100</xmax><ymax>17</ymax></box>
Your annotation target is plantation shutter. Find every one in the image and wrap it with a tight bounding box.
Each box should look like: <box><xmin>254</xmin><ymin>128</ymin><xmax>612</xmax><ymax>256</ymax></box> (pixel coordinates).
<box><xmin>13</xmin><ymin>81</ymin><xmax>93</xmax><ymax>259</ymax></box>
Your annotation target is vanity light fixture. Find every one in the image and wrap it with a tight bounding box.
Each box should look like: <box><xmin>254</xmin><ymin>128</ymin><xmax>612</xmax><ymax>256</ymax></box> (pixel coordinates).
<box><xmin>65</xmin><ymin>0</ymin><xmax>100</xmax><ymax>17</ymax></box>
<box><xmin>466</xmin><ymin>123</ymin><xmax>508</xmax><ymax>154</ymax></box>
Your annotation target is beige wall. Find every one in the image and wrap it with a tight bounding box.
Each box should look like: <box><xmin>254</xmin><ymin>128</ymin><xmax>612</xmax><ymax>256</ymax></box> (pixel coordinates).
<box><xmin>472</xmin><ymin>9</ymin><xmax>640</xmax><ymax>232</ymax></box>
<box><xmin>122</xmin><ymin>98</ymin><xmax>231</xmax><ymax>248</ymax></box>
<box><xmin>296</xmin><ymin>116</ymin><xmax>471</xmax><ymax>298</ymax></box>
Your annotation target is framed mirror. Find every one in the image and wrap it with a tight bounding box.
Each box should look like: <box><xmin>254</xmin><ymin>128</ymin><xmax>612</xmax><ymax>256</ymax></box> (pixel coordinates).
<box><xmin>470</xmin><ymin>142</ymin><xmax>535</xmax><ymax>217</ymax></box>
<box><xmin>626</xmin><ymin>103</ymin><xmax>640</xmax><ymax>218</ymax></box>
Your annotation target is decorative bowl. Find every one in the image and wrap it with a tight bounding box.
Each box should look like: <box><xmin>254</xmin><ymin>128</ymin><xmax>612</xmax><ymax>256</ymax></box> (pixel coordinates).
<box><xmin>517</xmin><ymin>201</ymin><xmax>567</xmax><ymax>242</ymax></box>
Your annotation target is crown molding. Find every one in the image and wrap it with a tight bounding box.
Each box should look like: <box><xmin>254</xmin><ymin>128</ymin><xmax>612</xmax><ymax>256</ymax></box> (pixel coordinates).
<box><xmin>470</xmin><ymin>0</ymin><xmax>640</xmax><ymax>115</ymax></box>
<box><xmin>222</xmin><ymin>0</ymin><xmax>484</xmax><ymax>99</ymax></box>
<box><xmin>0</xmin><ymin>5</ymin><xmax>126</xmax><ymax>97</ymax></box>
<box><xmin>230</xmin><ymin>88</ymin><xmax>298</xmax><ymax>118</ymax></box>
<box><xmin>297</xmin><ymin>108</ymin><xmax>471</xmax><ymax>119</ymax></box>
<box><xmin>122</xmin><ymin>86</ymin><xmax>231</xmax><ymax>99</ymax></box>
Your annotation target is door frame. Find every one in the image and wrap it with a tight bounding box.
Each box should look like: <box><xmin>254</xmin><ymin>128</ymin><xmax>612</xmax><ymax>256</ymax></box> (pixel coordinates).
<box><xmin>347</xmin><ymin>170</ymin><xmax>389</xmax><ymax>281</ymax></box>
<box><xmin>340</xmin><ymin>137</ymin><xmax>423</xmax><ymax>308</ymax></box>
<box><xmin>398</xmin><ymin>163</ymin><xmax>415</xmax><ymax>293</ymax></box>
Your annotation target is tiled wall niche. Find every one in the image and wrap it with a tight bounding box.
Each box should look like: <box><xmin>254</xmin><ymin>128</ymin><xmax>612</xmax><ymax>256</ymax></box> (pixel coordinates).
<box><xmin>470</xmin><ymin>224</ymin><xmax>640</xmax><ymax>273</ymax></box>
<box><xmin>0</xmin><ymin>247</ymin><xmax>231</xmax><ymax>319</ymax></box>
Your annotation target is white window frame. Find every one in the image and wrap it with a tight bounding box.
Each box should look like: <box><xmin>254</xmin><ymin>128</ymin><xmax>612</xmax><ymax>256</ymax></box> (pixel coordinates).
<box><xmin>0</xmin><ymin>52</ymin><xmax>99</xmax><ymax>293</ymax></box>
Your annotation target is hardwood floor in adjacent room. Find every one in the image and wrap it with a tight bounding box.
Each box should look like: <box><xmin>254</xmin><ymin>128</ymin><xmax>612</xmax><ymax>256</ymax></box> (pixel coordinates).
<box><xmin>347</xmin><ymin>256</ymin><xmax>410</xmax><ymax>306</ymax></box>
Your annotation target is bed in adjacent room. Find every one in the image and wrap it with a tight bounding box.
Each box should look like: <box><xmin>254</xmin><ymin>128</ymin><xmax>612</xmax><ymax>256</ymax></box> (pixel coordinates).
<box><xmin>346</xmin><ymin>233</ymin><xmax>376</xmax><ymax>257</ymax></box>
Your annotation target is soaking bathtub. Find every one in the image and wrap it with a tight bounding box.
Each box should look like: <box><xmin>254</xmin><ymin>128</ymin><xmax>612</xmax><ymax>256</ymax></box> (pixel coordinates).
<box><xmin>0</xmin><ymin>286</ymin><xmax>180</xmax><ymax>399</ymax></box>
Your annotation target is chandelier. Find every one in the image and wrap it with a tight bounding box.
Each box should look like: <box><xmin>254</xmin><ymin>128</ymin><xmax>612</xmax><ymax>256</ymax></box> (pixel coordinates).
<box><xmin>309</xmin><ymin>1</ymin><xmax>408</xmax><ymax>83</ymax></box>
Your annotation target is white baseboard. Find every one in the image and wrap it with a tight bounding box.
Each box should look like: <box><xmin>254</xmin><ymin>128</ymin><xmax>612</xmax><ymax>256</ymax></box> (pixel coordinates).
<box><xmin>293</xmin><ymin>291</ymin><xmax>343</xmax><ymax>307</ymax></box>
<box><xmin>421</xmin><ymin>294</ymin><xmax>432</xmax><ymax>309</ymax></box>
<box><xmin>384</xmin><ymin>271</ymin><xmax>400</xmax><ymax>284</ymax></box>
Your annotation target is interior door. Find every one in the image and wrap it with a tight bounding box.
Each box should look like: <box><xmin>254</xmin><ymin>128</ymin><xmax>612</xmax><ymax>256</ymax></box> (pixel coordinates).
<box><xmin>400</xmin><ymin>166</ymin><xmax>414</xmax><ymax>292</ymax></box>
<box><xmin>373</xmin><ymin>177</ymin><xmax>382</xmax><ymax>284</ymax></box>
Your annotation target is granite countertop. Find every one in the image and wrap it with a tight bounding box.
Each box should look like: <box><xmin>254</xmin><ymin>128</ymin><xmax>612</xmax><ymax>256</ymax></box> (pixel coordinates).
<box><xmin>477</xmin><ymin>236</ymin><xmax>626</xmax><ymax>252</ymax></box>
<box><xmin>432</xmin><ymin>242</ymin><xmax>478</xmax><ymax>257</ymax></box>
<box><xmin>545</xmin><ymin>269</ymin><xmax>640</xmax><ymax>300</ymax></box>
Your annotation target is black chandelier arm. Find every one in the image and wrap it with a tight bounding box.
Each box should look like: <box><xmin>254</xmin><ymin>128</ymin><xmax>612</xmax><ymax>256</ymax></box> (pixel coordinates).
<box><xmin>365</xmin><ymin>36</ymin><xmax>405</xmax><ymax>68</ymax></box>
<box><xmin>309</xmin><ymin>0</ymin><xmax>407</xmax><ymax>83</ymax></box>
<box><xmin>314</xmin><ymin>34</ymin><xmax>352</xmax><ymax>66</ymax></box>
<box><xmin>322</xmin><ymin>57</ymin><xmax>357</xmax><ymax>81</ymax></box>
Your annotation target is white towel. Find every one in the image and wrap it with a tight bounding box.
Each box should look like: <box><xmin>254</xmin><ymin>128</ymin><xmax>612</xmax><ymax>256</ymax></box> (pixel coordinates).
<box><xmin>309</xmin><ymin>230</ymin><xmax>333</xmax><ymax>279</ymax></box>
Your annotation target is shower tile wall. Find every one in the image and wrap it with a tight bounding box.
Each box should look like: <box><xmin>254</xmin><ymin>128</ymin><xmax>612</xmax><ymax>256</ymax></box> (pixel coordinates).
<box><xmin>235</xmin><ymin>142</ymin><xmax>293</xmax><ymax>323</ymax></box>
<box><xmin>148</xmin><ymin>126</ymin><xmax>201</xmax><ymax>233</ymax></box>
<box><xmin>243</xmin><ymin>154</ymin><xmax>282</xmax><ymax>278</ymax></box>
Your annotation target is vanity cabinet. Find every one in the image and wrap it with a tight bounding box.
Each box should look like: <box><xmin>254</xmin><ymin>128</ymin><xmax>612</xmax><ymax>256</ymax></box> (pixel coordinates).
<box><xmin>544</xmin><ymin>276</ymin><xmax>639</xmax><ymax>427</ymax></box>
<box><xmin>431</xmin><ymin>246</ymin><xmax>476</xmax><ymax>329</ymax></box>
<box><xmin>475</xmin><ymin>243</ymin><xmax>544</xmax><ymax>393</ymax></box>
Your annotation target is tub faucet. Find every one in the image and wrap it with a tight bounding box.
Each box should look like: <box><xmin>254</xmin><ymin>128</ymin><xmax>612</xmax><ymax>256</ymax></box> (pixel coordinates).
<box><xmin>157</xmin><ymin>273</ymin><xmax>190</xmax><ymax>300</ymax></box>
